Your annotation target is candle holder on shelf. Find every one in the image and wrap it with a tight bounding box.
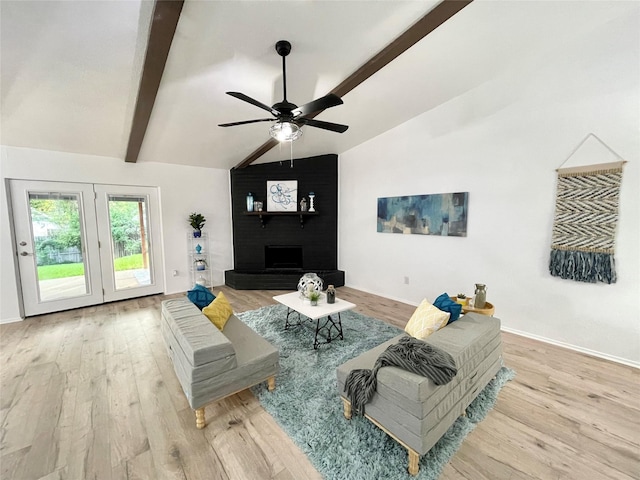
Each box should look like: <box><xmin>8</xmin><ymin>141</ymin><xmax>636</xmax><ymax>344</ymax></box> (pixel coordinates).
<box><xmin>308</xmin><ymin>192</ymin><xmax>316</xmax><ymax>212</ymax></box>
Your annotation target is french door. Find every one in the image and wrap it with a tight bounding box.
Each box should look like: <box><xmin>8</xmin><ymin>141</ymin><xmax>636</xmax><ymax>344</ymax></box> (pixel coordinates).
<box><xmin>9</xmin><ymin>180</ymin><xmax>164</xmax><ymax>317</ymax></box>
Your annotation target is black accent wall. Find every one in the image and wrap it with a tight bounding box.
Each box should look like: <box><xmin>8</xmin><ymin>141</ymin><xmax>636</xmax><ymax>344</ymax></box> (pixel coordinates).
<box><xmin>226</xmin><ymin>154</ymin><xmax>344</xmax><ymax>289</ymax></box>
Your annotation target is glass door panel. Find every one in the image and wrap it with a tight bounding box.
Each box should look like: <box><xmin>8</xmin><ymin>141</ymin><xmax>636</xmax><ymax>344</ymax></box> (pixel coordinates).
<box><xmin>9</xmin><ymin>180</ymin><xmax>103</xmax><ymax>317</ymax></box>
<box><xmin>29</xmin><ymin>192</ymin><xmax>89</xmax><ymax>301</ymax></box>
<box><xmin>107</xmin><ymin>195</ymin><xmax>153</xmax><ymax>290</ymax></box>
<box><xmin>95</xmin><ymin>184</ymin><xmax>164</xmax><ymax>303</ymax></box>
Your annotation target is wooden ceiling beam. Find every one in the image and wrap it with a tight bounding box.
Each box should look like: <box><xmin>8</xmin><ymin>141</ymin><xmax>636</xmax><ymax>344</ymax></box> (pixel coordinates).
<box><xmin>125</xmin><ymin>0</ymin><xmax>184</xmax><ymax>163</ymax></box>
<box><xmin>233</xmin><ymin>0</ymin><xmax>473</xmax><ymax>170</ymax></box>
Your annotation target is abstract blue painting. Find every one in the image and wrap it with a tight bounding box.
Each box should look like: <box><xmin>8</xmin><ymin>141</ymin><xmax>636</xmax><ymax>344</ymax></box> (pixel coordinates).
<box><xmin>267</xmin><ymin>180</ymin><xmax>298</xmax><ymax>212</ymax></box>
<box><xmin>377</xmin><ymin>192</ymin><xmax>468</xmax><ymax>236</ymax></box>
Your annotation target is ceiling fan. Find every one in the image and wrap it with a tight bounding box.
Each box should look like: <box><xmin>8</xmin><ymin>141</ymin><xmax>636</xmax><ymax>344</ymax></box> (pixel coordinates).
<box><xmin>218</xmin><ymin>40</ymin><xmax>348</xmax><ymax>142</ymax></box>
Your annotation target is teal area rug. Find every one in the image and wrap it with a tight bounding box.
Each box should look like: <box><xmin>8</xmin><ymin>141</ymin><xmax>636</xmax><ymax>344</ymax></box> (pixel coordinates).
<box><xmin>238</xmin><ymin>304</ymin><xmax>515</xmax><ymax>479</ymax></box>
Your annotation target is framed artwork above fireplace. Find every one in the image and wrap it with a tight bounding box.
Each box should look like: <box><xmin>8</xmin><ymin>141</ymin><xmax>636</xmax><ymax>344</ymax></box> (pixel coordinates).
<box><xmin>267</xmin><ymin>180</ymin><xmax>298</xmax><ymax>212</ymax></box>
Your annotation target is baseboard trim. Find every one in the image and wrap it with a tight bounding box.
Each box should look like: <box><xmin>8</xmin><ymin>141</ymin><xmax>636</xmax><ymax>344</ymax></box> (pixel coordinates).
<box><xmin>345</xmin><ymin>283</ymin><xmax>419</xmax><ymax>308</ymax></box>
<box><xmin>500</xmin><ymin>326</ymin><xmax>639</xmax><ymax>369</ymax></box>
<box><xmin>0</xmin><ymin>316</ymin><xmax>24</xmax><ymax>325</ymax></box>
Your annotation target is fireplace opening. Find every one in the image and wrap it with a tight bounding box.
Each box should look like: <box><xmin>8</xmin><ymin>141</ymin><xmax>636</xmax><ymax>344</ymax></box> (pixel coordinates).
<box><xmin>265</xmin><ymin>245</ymin><xmax>303</xmax><ymax>270</ymax></box>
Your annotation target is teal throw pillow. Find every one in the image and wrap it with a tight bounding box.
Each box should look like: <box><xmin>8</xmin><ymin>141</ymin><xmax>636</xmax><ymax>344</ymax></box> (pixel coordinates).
<box><xmin>187</xmin><ymin>284</ymin><xmax>216</xmax><ymax>310</ymax></box>
<box><xmin>433</xmin><ymin>293</ymin><xmax>462</xmax><ymax>323</ymax></box>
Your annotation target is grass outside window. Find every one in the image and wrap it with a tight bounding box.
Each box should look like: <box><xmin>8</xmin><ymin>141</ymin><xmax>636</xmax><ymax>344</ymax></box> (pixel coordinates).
<box><xmin>37</xmin><ymin>254</ymin><xmax>145</xmax><ymax>280</ymax></box>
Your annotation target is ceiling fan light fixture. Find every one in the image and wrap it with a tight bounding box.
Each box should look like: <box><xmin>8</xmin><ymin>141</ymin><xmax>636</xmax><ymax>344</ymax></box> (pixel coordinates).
<box><xmin>269</xmin><ymin>121</ymin><xmax>302</xmax><ymax>142</ymax></box>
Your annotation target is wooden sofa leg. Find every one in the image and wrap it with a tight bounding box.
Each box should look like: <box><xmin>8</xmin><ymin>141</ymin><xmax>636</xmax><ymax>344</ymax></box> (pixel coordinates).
<box><xmin>408</xmin><ymin>448</ymin><xmax>420</xmax><ymax>476</ymax></box>
<box><xmin>342</xmin><ymin>397</ymin><xmax>352</xmax><ymax>420</ymax></box>
<box><xmin>195</xmin><ymin>407</ymin><xmax>206</xmax><ymax>430</ymax></box>
<box><xmin>267</xmin><ymin>376</ymin><xmax>276</xmax><ymax>391</ymax></box>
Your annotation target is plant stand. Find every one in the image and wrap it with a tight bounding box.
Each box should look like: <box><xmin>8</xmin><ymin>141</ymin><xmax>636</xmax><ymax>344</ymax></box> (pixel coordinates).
<box><xmin>188</xmin><ymin>233</ymin><xmax>212</xmax><ymax>287</ymax></box>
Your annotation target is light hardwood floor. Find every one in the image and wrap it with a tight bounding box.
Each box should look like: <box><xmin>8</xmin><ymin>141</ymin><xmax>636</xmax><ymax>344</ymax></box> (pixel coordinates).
<box><xmin>1</xmin><ymin>286</ymin><xmax>638</xmax><ymax>479</ymax></box>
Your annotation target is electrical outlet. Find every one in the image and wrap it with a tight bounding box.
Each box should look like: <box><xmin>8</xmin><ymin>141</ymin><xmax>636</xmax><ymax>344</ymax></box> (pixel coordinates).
<box><xmin>172</xmin><ymin>270</ymin><xmax>179</xmax><ymax>277</ymax></box>
<box><xmin>404</xmin><ymin>276</ymin><xmax>409</xmax><ymax>285</ymax></box>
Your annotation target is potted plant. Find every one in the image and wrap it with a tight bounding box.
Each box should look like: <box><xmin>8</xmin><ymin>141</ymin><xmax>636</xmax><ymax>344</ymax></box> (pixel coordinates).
<box><xmin>189</xmin><ymin>212</ymin><xmax>206</xmax><ymax>237</ymax></box>
<box><xmin>309</xmin><ymin>291</ymin><xmax>321</xmax><ymax>306</ymax></box>
<box><xmin>194</xmin><ymin>258</ymin><xmax>207</xmax><ymax>271</ymax></box>
<box><xmin>456</xmin><ymin>293</ymin><xmax>468</xmax><ymax>306</ymax></box>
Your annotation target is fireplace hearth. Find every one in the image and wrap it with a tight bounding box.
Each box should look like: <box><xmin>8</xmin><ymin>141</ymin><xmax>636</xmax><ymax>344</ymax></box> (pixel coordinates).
<box><xmin>225</xmin><ymin>269</ymin><xmax>344</xmax><ymax>290</ymax></box>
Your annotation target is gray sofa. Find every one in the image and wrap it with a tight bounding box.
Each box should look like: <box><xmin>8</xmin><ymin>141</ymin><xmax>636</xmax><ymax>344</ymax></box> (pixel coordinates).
<box><xmin>336</xmin><ymin>312</ymin><xmax>502</xmax><ymax>476</ymax></box>
<box><xmin>161</xmin><ymin>298</ymin><xmax>279</xmax><ymax>429</ymax></box>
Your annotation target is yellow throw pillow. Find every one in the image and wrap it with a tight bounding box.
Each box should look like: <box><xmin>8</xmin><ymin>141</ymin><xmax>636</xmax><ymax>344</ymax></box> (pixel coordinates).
<box><xmin>203</xmin><ymin>291</ymin><xmax>233</xmax><ymax>330</ymax></box>
<box><xmin>404</xmin><ymin>299</ymin><xmax>450</xmax><ymax>340</ymax></box>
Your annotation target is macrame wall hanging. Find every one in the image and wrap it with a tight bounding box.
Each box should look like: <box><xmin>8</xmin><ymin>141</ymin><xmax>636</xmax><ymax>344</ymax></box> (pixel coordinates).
<box><xmin>549</xmin><ymin>134</ymin><xmax>626</xmax><ymax>284</ymax></box>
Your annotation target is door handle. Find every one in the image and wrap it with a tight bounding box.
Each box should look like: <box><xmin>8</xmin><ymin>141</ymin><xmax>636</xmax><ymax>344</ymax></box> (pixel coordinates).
<box><xmin>20</xmin><ymin>251</ymin><xmax>33</xmax><ymax>256</ymax></box>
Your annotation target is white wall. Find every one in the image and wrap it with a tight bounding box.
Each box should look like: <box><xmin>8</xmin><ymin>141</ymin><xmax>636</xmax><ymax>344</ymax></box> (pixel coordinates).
<box><xmin>339</xmin><ymin>9</ymin><xmax>640</xmax><ymax>366</ymax></box>
<box><xmin>0</xmin><ymin>146</ymin><xmax>232</xmax><ymax>323</ymax></box>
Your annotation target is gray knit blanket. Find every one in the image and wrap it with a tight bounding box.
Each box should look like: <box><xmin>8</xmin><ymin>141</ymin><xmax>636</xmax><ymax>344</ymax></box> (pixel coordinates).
<box><xmin>344</xmin><ymin>336</ymin><xmax>457</xmax><ymax>416</ymax></box>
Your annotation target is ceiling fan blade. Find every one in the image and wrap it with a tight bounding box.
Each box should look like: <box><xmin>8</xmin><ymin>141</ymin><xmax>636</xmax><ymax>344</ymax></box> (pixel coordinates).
<box><xmin>226</xmin><ymin>92</ymin><xmax>279</xmax><ymax>116</ymax></box>
<box><xmin>298</xmin><ymin>118</ymin><xmax>349</xmax><ymax>133</ymax></box>
<box><xmin>292</xmin><ymin>94</ymin><xmax>343</xmax><ymax>117</ymax></box>
<box><xmin>218</xmin><ymin>118</ymin><xmax>274</xmax><ymax>127</ymax></box>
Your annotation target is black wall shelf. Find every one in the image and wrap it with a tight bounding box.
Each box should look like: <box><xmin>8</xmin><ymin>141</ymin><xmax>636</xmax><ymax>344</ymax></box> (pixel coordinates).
<box><xmin>243</xmin><ymin>211</ymin><xmax>318</xmax><ymax>228</ymax></box>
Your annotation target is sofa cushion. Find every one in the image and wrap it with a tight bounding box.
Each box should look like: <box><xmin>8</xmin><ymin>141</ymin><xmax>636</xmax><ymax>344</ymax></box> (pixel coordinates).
<box><xmin>187</xmin><ymin>284</ymin><xmax>216</xmax><ymax>310</ymax></box>
<box><xmin>404</xmin><ymin>299</ymin><xmax>449</xmax><ymax>339</ymax></box>
<box><xmin>203</xmin><ymin>291</ymin><xmax>233</xmax><ymax>330</ymax></box>
<box><xmin>433</xmin><ymin>293</ymin><xmax>462</xmax><ymax>323</ymax></box>
<box><xmin>161</xmin><ymin>299</ymin><xmax>236</xmax><ymax>368</ymax></box>
<box><xmin>338</xmin><ymin>314</ymin><xmax>500</xmax><ymax>404</ymax></box>
<box><xmin>185</xmin><ymin>315</ymin><xmax>280</xmax><ymax>409</ymax></box>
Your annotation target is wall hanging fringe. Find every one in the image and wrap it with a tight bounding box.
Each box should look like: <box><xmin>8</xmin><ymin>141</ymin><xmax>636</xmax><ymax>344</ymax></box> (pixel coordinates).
<box><xmin>549</xmin><ymin>135</ymin><xmax>626</xmax><ymax>284</ymax></box>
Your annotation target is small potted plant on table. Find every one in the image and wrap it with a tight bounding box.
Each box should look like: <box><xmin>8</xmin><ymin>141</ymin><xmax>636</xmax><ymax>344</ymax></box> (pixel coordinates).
<box><xmin>309</xmin><ymin>291</ymin><xmax>321</xmax><ymax>306</ymax></box>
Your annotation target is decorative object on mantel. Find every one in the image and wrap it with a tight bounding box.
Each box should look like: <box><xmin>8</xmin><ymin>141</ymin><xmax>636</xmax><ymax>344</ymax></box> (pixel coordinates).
<box><xmin>297</xmin><ymin>273</ymin><xmax>324</xmax><ymax>299</ymax></box>
<box><xmin>474</xmin><ymin>284</ymin><xmax>487</xmax><ymax>309</ymax></box>
<box><xmin>549</xmin><ymin>133</ymin><xmax>627</xmax><ymax>284</ymax></box>
<box><xmin>246</xmin><ymin>192</ymin><xmax>254</xmax><ymax>212</ymax></box>
<box><xmin>267</xmin><ymin>180</ymin><xmax>298</xmax><ymax>212</ymax></box>
<box><xmin>300</xmin><ymin>197</ymin><xmax>307</xmax><ymax>212</ymax></box>
<box><xmin>254</xmin><ymin>201</ymin><xmax>263</xmax><ymax>212</ymax></box>
<box><xmin>188</xmin><ymin>212</ymin><xmax>206</xmax><ymax>237</ymax></box>
<box><xmin>377</xmin><ymin>192</ymin><xmax>468</xmax><ymax>236</ymax></box>
<box><xmin>308</xmin><ymin>192</ymin><xmax>316</xmax><ymax>212</ymax></box>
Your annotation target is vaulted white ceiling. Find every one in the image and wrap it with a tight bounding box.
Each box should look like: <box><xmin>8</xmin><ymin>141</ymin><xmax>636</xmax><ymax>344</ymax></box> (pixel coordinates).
<box><xmin>1</xmin><ymin>1</ymin><xmax>637</xmax><ymax>170</ymax></box>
